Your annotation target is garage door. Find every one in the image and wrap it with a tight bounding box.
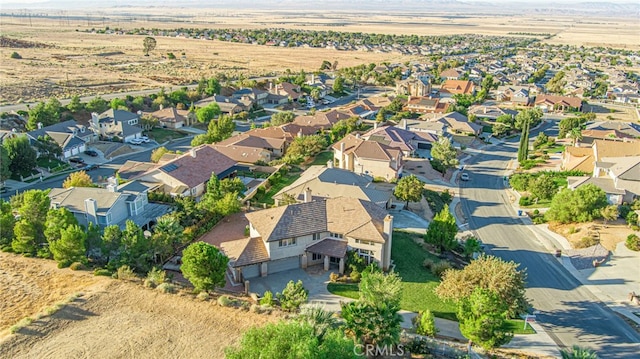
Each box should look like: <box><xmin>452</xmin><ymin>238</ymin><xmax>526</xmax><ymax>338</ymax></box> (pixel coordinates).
<box><xmin>241</xmin><ymin>264</ymin><xmax>260</xmax><ymax>279</ymax></box>
<box><xmin>417</xmin><ymin>142</ymin><xmax>432</xmax><ymax>149</ymax></box>
<box><xmin>268</xmin><ymin>256</ymin><xmax>300</xmax><ymax>275</ymax></box>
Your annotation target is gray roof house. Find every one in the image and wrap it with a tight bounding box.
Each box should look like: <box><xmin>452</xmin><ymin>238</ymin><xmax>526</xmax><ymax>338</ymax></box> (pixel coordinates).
<box><xmin>27</xmin><ymin>120</ymin><xmax>96</xmax><ymax>158</ymax></box>
<box><xmin>272</xmin><ymin>165</ymin><xmax>393</xmax><ymax>208</ymax></box>
<box><xmin>91</xmin><ymin>109</ymin><xmax>142</xmax><ymax>143</ymax></box>
<box><xmin>48</xmin><ymin>179</ymin><xmax>171</xmax><ymax>229</ymax></box>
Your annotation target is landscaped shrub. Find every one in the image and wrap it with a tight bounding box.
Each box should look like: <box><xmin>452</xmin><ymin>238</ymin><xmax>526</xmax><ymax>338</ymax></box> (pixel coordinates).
<box><xmin>260</xmin><ymin>290</ymin><xmax>274</xmax><ymax>307</ymax></box>
<box><xmin>69</xmin><ymin>262</ymin><xmax>84</xmax><ymax>271</ymax></box>
<box><xmin>329</xmin><ymin>272</ymin><xmax>339</xmax><ymax>283</ymax></box>
<box><xmin>57</xmin><ymin>260</ymin><xmax>72</xmax><ymax>269</ymax></box>
<box><xmin>431</xmin><ymin>261</ymin><xmax>452</xmax><ymax>278</ymax></box>
<box><xmin>626</xmin><ymin>234</ymin><xmax>640</xmax><ymax>251</ymax></box>
<box><xmin>350</xmin><ymin>269</ymin><xmax>361</xmax><ymax>282</ymax></box>
<box><xmin>276</xmin><ymin>280</ymin><xmax>308</xmax><ymax>312</ymax></box>
<box><xmin>93</xmin><ymin>268</ymin><xmax>112</xmax><ymax>276</ymax></box>
<box><xmin>156</xmin><ymin>282</ymin><xmax>176</xmax><ymax>294</ymax></box>
<box><xmin>197</xmin><ymin>291</ymin><xmax>210</xmax><ymax>301</ymax></box>
<box><xmin>144</xmin><ymin>267</ymin><xmax>166</xmax><ymax>288</ymax></box>
<box><xmin>519</xmin><ymin>196</ymin><xmax>532</xmax><ymax>206</ymax></box>
<box><xmin>413</xmin><ymin>309</ymin><xmax>439</xmax><ymax>337</ymax></box>
<box><xmin>116</xmin><ymin>265</ymin><xmax>137</xmax><ymax>281</ymax></box>
<box><xmin>218</xmin><ymin>295</ymin><xmax>233</xmax><ymax>307</ymax></box>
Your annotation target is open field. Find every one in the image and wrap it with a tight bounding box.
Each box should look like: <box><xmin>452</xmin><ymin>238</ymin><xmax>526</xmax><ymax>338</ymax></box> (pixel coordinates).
<box><xmin>1</xmin><ymin>9</ymin><xmax>639</xmax><ymax>105</ymax></box>
<box><xmin>0</xmin><ymin>252</ymin><xmax>277</xmax><ymax>358</ymax></box>
<box><xmin>549</xmin><ymin>220</ymin><xmax>638</xmax><ymax>252</ymax></box>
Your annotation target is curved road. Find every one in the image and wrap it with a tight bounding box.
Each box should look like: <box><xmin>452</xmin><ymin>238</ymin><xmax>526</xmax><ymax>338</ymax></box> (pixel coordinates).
<box><xmin>459</xmin><ymin>122</ymin><xmax>640</xmax><ymax>357</ymax></box>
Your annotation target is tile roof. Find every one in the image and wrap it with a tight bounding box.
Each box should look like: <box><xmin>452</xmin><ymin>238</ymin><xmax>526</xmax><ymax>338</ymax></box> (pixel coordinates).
<box><xmin>586</xmin><ymin>121</ymin><xmax>640</xmax><ymax>138</ymax></box>
<box><xmin>534</xmin><ymin>95</ymin><xmax>582</xmax><ymax>108</ymax></box>
<box><xmin>568</xmin><ymin>176</ymin><xmax>626</xmax><ymax>195</ymax></box>
<box><xmin>147</xmin><ymin>107</ymin><xmax>188</xmax><ymax>123</ymax></box>
<box><xmin>293</xmin><ymin>109</ymin><xmax>352</xmax><ymax>129</ymax></box>
<box><xmin>211</xmin><ymin>144</ymin><xmax>271</xmax><ymax>164</ymax></box>
<box><xmin>49</xmin><ymin>187</ymin><xmax>123</xmax><ymax>215</ymax></box>
<box><xmin>600</xmin><ymin>156</ymin><xmax>640</xmax><ymax>181</ymax></box>
<box><xmin>220</xmin><ymin>237</ymin><xmax>270</xmax><ymax>267</ymax></box>
<box><xmin>98</xmin><ymin>109</ymin><xmax>139</xmax><ymax>124</ymax></box>
<box><xmin>593</xmin><ymin>140</ymin><xmax>640</xmax><ymax>160</ymax></box>
<box><xmin>440</xmin><ymin>80</ymin><xmax>475</xmax><ymax>95</ymax></box>
<box><xmin>332</xmin><ymin>134</ymin><xmax>400</xmax><ymax>161</ymax></box>
<box><xmin>305</xmin><ymin>238</ymin><xmax>348</xmax><ymax>258</ymax></box>
<box><xmin>246</xmin><ymin>197</ymin><xmax>388</xmax><ymax>243</ymax></box>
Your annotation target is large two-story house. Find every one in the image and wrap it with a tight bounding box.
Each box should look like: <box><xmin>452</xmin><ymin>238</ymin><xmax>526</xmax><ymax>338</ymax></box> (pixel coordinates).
<box><xmin>568</xmin><ymin>156</ymin><xmax>640</xmax><ymax>204</ymax></box>
<box><xmin>220</xmin><ymin>197</ymin><xmax>393</xmax><ymax>282</ymax></box>
<box><xmin>91</xmin><ymin>109</ymin><xmax>143</xmax><ymax>143</ymax></box>
<box><xmin>27</xmin><ymin>120</ymin><xmax>96</xmax><ymax>159</ymax></box>
<box><xmin>332</xmin><ymin>134</ymin><xmax>404</xmax><ymax>181</ymax></box>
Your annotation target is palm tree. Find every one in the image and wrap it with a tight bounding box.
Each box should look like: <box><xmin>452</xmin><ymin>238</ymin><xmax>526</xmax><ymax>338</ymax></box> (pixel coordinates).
<box><xmin>297</xmin><ymin>305</ymin><xmax>337</xmax><ymax>342</ymax></box>
<box><xmin>560</xmin><ymin>345</ymin><xmax>599</xmax><ymax>359</ymax></box>
<box><xmin>568</xmin><ymin>127</ymin><xmax>583</xmax><ymax>146</ymax></box>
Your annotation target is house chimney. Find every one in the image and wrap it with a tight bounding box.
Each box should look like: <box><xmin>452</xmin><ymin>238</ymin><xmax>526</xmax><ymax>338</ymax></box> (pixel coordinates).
<box><xmin>106</xmin><ymin>184</ymin><xmax>117</xmax><ymax>192</ymax></box>
<box><xmin>304</xmin><ymin>187</ymin><xmax>312</xmax><ymax>203</ymax></box>
<box><xmin>311</xmin><ymin>74</ymin><xmax>315</xmax><ymax>84</ymax></box>
<box><xmin>190</xmin><ymin>148</ymin><xmax>197</xmax><ymax>158</ymax></box>
<box><xmin>84</xmin><ymin>198</ymin><xmax>98</xmax><ymax>225</ymax></box>
<box><xmin>269</xmin><ymin>82</ymin><xmax>273</xmax><ymax>91</ymax></box>
<box><xmin>383</xmin><ymin>215</ymin><xmax>393</xmax><ymax>271</ymax></box>
<box><xmin>327</xmin><ymin>159</ymin><xmax>333</xmax><ymax>168</ymax></box>
<box><xmin>298</xmin><ymin>129</ymin><xmax>303</xmax><ymax>138</ymax></box>
<box><xmin>340</xmin><ymin>142</ymin><xmax>345</xmax><ymax>153</ymax></box>
<box><xmin>37</xmin><ymin>122</ymin><xmax>43</xmax><ymax>129</ymax></box>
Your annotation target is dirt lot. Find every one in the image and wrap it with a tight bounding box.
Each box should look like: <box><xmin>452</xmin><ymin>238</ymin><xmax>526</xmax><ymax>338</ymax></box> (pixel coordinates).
<box><xmin>0</xmin><ymin>252</ymin><xmax>277</xmax><ymax>358</ymax></box>
<box><xmin>548</xmin><ymin>220</ymin><xmax>638</xmax><ymax>251</ymax></box>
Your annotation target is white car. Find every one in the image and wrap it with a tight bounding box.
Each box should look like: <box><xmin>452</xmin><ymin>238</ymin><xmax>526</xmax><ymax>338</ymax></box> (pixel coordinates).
<box><xmin>460</xmin><ymin>173</ymin><xmax>470</xmax><ymax>181</ymax></box>
<box><xmin>140</xmin><ymin>136</ymin><xmax>150</xmax><ymax>143</ymax></box>
<box><xmin>129</xmin><ymin>138</ymin><xmax>143</xmax><ymax>145</ymax></box>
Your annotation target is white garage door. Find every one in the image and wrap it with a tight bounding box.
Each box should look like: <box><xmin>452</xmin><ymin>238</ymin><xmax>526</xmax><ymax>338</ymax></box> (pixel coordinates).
<box><xmin>241</xmin><ymin>264</ymin><xmax>260</xmax><ymax>279</ymax></box>
<box><xmin>268</xmin><ymin>256</ymin><xmax>300</xmax><ymax>275</ymax></box>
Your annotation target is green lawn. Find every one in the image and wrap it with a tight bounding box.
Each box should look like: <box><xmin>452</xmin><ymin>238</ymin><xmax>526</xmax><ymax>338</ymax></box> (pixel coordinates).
<box><xmin>327</xmin><ymin>283</ymin><xmax>359</xmax><ymax>299</ymax></box>
<box><xmin>520</xmin><ymin>199</ymin><xmax>552</xmax><ymax>209</ymax></box>
<box><xmin>310</xmin><ymin>151</ymin><xmax>334</xmax><ymax>166</ymax></box>
<box><xmin>148</xmin><ymin>128</ymin><xmax>187</xmax><ymax>143</ymax></box>
<box><xmin>252</xmin><ymin>170</ymin><xmax>302</xmax><ymax>206</ymax></box>
<box><xmin>36</xmin><ymin>157</ymin><xmax>66</xmax><ymax>169</ymax></box>
<box><xmin>506</xmin><ymin>319</ymin><xmax>537</xmax><ymax>335</ymax></box>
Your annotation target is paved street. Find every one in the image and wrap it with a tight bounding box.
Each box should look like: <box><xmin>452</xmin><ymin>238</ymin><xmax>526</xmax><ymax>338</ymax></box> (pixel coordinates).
<box><xmin>459</xmin><ymin>122</ymin><xmax>640</xmax><ymax>357</ymax></box>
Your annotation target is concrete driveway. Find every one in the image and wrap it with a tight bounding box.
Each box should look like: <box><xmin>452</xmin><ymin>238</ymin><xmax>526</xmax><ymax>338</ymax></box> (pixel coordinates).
<box><xmin>390</xmin><ymin>209</ymin><xmax>429</xmax><ymax>234</ymax></box>
<box><xmin>247</xmin><ymin>266</ymin><xmax>351</xmax><ymax>312</ymax></box>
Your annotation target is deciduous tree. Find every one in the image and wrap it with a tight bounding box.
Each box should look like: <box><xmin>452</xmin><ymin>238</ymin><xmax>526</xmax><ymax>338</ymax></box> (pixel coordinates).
<box><xmin>63</xmin><ymin>170</ymin><xmax>94</xmax><ymax>188</ymax></box>
<box><xmin>457</xmin><ymin>287</ymin><xmax>513</xmax><ymax>350</ymax></box>
<box><xmin>545</xmin><ymin>184</ymin><xmax>608</xmax><ymax>224</ymax></box>
<box><xmin>3</xmin><ymin>136</ymin><xmax>37</xmax><ymax>176</ymax></box>
<box><xmin>424</xmin><ymin>204</ymin><xmax>458</xmax><ymax>253</ymax></box>
<box><xmin>394</xmin><ymin>174</ymin><xmax>424</xmax><ymax>207</ymax></box>
<box><xmin>142</xmin><ymin>36</ymin><xmax>156</xmax><ymax>56</ymax></box>
<box><xmin>431</xmin><ymin>137</ymin><xmax>459</xmax><ymax>175</ymax></box>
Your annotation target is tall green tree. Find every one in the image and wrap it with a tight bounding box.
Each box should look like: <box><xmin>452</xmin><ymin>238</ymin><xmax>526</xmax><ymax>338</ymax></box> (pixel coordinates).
<box><xmin>394</xmin><ymin>174</ymin><xmax>424</xmax><ymax>208</ymax></box>
<box><xmin>44</xmin><ymin>207</ymin><xmax>78</xmax><ymax>244</ymax></box>
<box><xmin>34</xmin><ymin>135</ymin><xmax>62</xmax><ymax>160</ymax></box>
<box><xmin>270</xmin><ymin>111</ymin><xmax>296</xmax><ymax>126</ymax></box>
<box><xmin>517</xmin><ymin>117</ymin><xmax>530</xmax><ymax>163</ymax></box>
<box><xmin>341</xmin><ymin>301</ymin><xmax>403</xmax><ymax>346</ymax></box>
<box><xmin>142</xmin><ymin>36</ymin><xmax>157</xmax><ymax>56</ymax></box>
<box><xmin>545</xmin><ymin>185</ymin><xmax>608</xmax><ymax>224</ymax></box>
<box><xmin>66</xmin><ymin>95</ymin><xmax>84</xmax><ymax>113</ymax></box>
<box><xmin>431</xmin><ymin>137</ymin><xmax>459</xmax><ymax>175</ymax></box>
<box><xmin>3</xmin><ymin>136</ymin><xmax>37</xmax><ymax>176</ymax></box>
<box><xmin>12</xmin><ymin>219</ymin><xmax>38</xmax><ymax>254</ymax></box>
<box><xmin>0</xmin><ymin>146</ymin><xmax>11</xmax><ymax>182</ymax></box>
<box><xmin>49</xmin><ymin>224</ymin><xmax>86</xmax><ymax>266</ymax></box>
<box><xmin>85</xmin><ymin>97</ymin><xmax>109</xmax><ymax>114</ymax></box>
<box><xmin>0</xmin><ymin>200</ymin><xmax>15</xmax><ymax>247</ymax></box>
<box><xmin>26</xmin><ymin>97</ymin><xmax>61</xmax><ymax>129</ymax></box>
<box><xmin>529</xmin><ymin>175</ymin><xmax>557</xmax><ymax>200</ymax></box>
<box><xmin>16</xmin><ymin>189</ymin><xmax>50</xmax><ymax>247</ymax></box>
<box><xmin>101</xmin><ymin>224</ymin><xmax>122</xmax><ymax>264</ymax></box>
<box><xmin>120</xmin><ymin>220</ymin><xmax>152</xmax><ymax>272</ymax></box>
<box><xmin>195</xmin><ymin>103</ymin><xmax>221</xmax><ymax>123</ymax></box>
<box><xmin>110</xmin><ymin>98</ymin><xmax>127</xmax><ymax>110</ymax></box>
<box><xmin>424</xmin><ymin>204</ymin><xmax>458</xmax><ymax>253</ymax></box>
<box><xmin>181</xmin><ymin>241</ymin><xmax>229</xmax><ymax>292</ymax></box>
<box><xmin>332</xmin><ymin>76</ymin><xmax>345</xmax><ymax>94</ymax></box>
<box><xmin>457</xmin><ymin>287</ymin><xmax>513</xmax><ymax>350</ymax></box>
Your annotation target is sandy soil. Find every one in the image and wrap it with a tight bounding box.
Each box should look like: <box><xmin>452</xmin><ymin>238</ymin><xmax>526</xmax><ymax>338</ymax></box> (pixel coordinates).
<box><xmin>548</xmin><ymin>220</ymin><xmax>638</xmax><ymax>251</ymax></box>
<box><xmin>0</xmin><ymin>252</ymin><xmax>277</xmax><ymax>358</ymax></box>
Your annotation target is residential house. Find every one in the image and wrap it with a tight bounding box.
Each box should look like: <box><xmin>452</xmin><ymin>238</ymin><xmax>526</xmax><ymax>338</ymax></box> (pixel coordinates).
<box><xmin>341</xmin><ymin>97</ymin><xmax>391</xmax><ymax>119</ymax></box>
<box><xmin>440</xmin><ymin>68</ymin><xmax>465</xmax><ymax>80</ymax></box>
<box><xmin>117</xmin><ymin>160</ymin><xmax>158</xmax><ymax>181</ymax></box>
<box><xmin>222</xmin><ymin>197</ymin><xmax>393</xmax><ymax>281</ymax></box>
<box><xmin>364</xmin><ymin>124</ymin><xmax>438</xmax><ymax>156</ymax></box>
<box><xmin>48</xmin><ymin>179</ymin><xmax>170</xmax><ymax>229</ymax></box>
<box><xmin>580</xmin><ymin>129</ymin><xmax>637</xmax><ymax>145</ymax></box>
<box><xmin>396</xmin><ymin>77</ymin><xmax>431</xmax><ymax>97</ymax></box>
<box><xmin>431</xmin><ymin>112</ymin><xmax>483</xmax><ymax>136</ymax></box>
<box><xmin>468</xmin><ymin>105</ymin><xmax>518</xmax><ymax>121</ymax></box>
<box><xmin>267</xmin><ymin>82</ymin><xmax>302</xmax><ymax>103</ymax></box>
<box><xmin>134</xmin><ymin>145</ymin><xmax>238</xmax><ymax>197</ymax></box>
<box><xmin>534</xmin><ymin>95</ymin><xmax>583</xmax><ymax>112</ymax></box>
<box><xmin>439</xmin><ymin>80</ymin><xmax>475</xmax><ymax>98</ymax></box>
<box><xmin>232</xmin><ymin>87</ymin><xmax>269</xmax><ymax>107</ymax></box>
<box><xmin>146</xmin><ymin>107</ymin><xmax>189</xmax><ymax>129</ymax></box>
<box><xmin>333</xmin><ymin>134</ymin><xmax>403</xmax><ymax>180</ymax></box>
<box><xmin>403</xmin><ymin>118</ymin><xmax>449</xmax><ymax>137</ymax></box>
<box><xmin>293</xmin><ymin>109</ymin><xmax>353</xmax><ymax>131</ymax></box>
<box><xmin>495</xmin><ymin>85</ymin><xmax>534</xmax><ymax>105</ymax></box>
<box><xmin>585</xmin><ymin>121</ymin><xmax>640</xmax><ymax>139</ymax></box>
<box><xmin>561</xmin><ymin>140</ymin><xmax>640</xmax><ymax>172</ymax></box>
<box><xmin>27</xmin><ymin>120</ymin><xmax>96</xmax><ymax>159</ymax></box>
<box><xmin>91</xmin><ymin>109</ymin><xmax>142</xmax><ymax>143</ymax></box>
<box><xmin>568</xmin><ymin>156</ymin><xmax>640</xmax><ymax>204</ymax></box>
<box><xmin>195</xmin><ymin>95</ymin><xmax>245</xmax><ymax>115</ymax></box>
<box><xmin>272</xmin><ymin>165</ymin><xmax>393</xmax><ymax>208</ymax></box>
<box><xmin>405</xmin><ymin>97</ymin><xmax>449</xmax><ymax>114</ymax></box>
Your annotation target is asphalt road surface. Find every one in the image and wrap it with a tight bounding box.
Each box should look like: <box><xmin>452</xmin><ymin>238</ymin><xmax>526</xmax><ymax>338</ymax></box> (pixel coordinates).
<box><xmin>459</xmin><ymin>121</ymin><xmax>640</xmax><ymax>358</ymax></box>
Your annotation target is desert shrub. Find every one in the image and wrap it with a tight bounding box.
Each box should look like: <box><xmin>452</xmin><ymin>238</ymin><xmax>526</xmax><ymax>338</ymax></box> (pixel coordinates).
<box><xmin>576</xmin><ymin>236</ymin><xmax>599</xmax><ymax>249</ymax></box>
<box><xmin>431</xmin><ymin>261</ymin><xmax>452</xmax><ymax>278</ymax></box>
<box><xmin>533</xmin><ymin>209</ymin><xmax>540</xmax><ymax>215</ymax></box>
<box><xmin>350</xmin><ymin>269</ymin><xmax>361</xmax><ymax>282</ymax></box>
<box><xmin>626</xmin><ymin>234</ymin><xmax>640</xmax><ymax>251</ymax></box>
<box><xmin>69</xmin><ymin>262</ymin><xmax>84</xmax><ymax>271</ymax></box>
<box><xmin>145</xmin><ymin>267</ymin><xmax>166</xmax><ymax>288</ymax></box>
<box><xmin>250</xmin><ymin>304</ymin><xmax>263</xmax><ymax>314</ymax></box>
<box><xmin>197</xmin><ymin>291</ymin><xmax>210</xmax><ymax>301</ymax></box>
<box><xmin>568</xmin><ymin>226</ymin><xmax>579</xmax><ymax>234</ymax></box>
<box><xmin>116</xmin><ymin>265</ymin><xmax>137</xmax><ymax>281</ymax></box>
<box><xmin>240</xmin><ymin>301</ymin><xmax>250</xmax><ymax>311</ymax></box>
<box><xmin>57</xmin><ymin>259</ymin><xmax>72</xmax><ymax>269</ymax></box>
<box><xmin>156</xmin><ymin>282</ymin><xmax>176</xmax><ymax>294</ymax></box>
<box><xmin>218</xmin><ymin>295</ymin><xmax>233</xmax><ymax>307</ymax></box>
<box><xmin>10</xmin><ymin>51</ymin><xmax>21</xmax><ymax>59</ymax></box>
<box><xmin>532</xmin><ymin>216</ymin><xmax>547</xmax><ymax>224</ymax></box>
<box><xmin>413</xmin><ymin>309</ymin><xmax>439</xmax><ymax>337</ymax></box>
<box><xmin>93</xmin><ymin>268</ymin><xmax>112</xmax><ymax>276</ymax></box>
<box><xmin>329</xmin><ymin>272</ymin><xmax>339</xmax><ymax>283</ymax></box>
<box><xmin>519</xmin><ymin>196</ymin><xmax>532</xmax><ymax>206</ymax></box>
<box><xmin>9</xmin><ymin>317</ymin><xmax>33</xmax><ymax>334</ymax></box>
<box><xmin>167</xmin><ymin>52</ymin><xmax>176</xmax><ymax>59</ymax></box>
<box><xmin>423</xmin><ymin>258</ymin><xmax>436</xmax><ymax>270</ymax></box>
<box><xmin>260</xmin><ymin>290</ymin><xmax>274</xmax><ymax>307</ymax></box>
<box><xmin>276</xmin><ymin>280</ymin><xmax>308</xmax><ymax>312</ymax></box>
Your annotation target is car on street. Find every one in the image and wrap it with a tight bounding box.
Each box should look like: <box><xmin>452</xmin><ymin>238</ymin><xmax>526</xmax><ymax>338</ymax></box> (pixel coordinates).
<box><xmin>460</xmin><ymin>173</ymin><xmax>470</xmax><ymax>181</ymax></box>
<box><xmin>69</xmin><ymin>157</ymin><xmax>85</xmax><ymax>164</ymax></box>
<box><xmin>84</xmin><ymin>164</ymin><xmax>100</xmax><ymax>171</ymax></box>
<box><xmin>85</xmin><ymin>150</ymin><xmax>98</xmax><ymax>157</ymax></box>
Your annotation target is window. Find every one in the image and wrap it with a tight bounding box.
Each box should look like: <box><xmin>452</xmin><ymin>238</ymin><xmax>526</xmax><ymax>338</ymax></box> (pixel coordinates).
<box><xmin>312</xmin><ymin>233</ymin><xmax>321</xmax><ymax>241</ymax></box>
<box><xmin>330</xmin><ymin>232</ymin><xmax>343</xmax><ymax>239</ymax></box>
<box><xmin>278</xmin><ymin>238</ymin><xmax>297</xmax><ymax>247</ymax></box>
<box><xmin>356</xmin><ymin>248</ymin><xmax>375</xmax><ymax>265</ymax></box>
<box><xmin>355</xmin><ymin>239</ymin><xmax>375</xmax><ymax>246</ymax></box>
<box><xmin>312</xmin><ymin>253</ymin><xmax>322</xmax><ymax>261</ymax></box>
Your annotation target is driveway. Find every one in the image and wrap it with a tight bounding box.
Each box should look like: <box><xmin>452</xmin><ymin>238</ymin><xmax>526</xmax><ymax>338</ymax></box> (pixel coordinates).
<box><xmin>390</xmin><ymin>209</ymin><xmax>429</xmax><ymax>234</ymax></box>
<box><xmin>247</xmin><ymin>267</ymin><xmax>350</xmax><ymax>312</ymax></box>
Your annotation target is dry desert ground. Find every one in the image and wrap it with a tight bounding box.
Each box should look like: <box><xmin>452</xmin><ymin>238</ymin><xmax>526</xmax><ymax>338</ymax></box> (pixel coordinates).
<box><xmin>0</xmin><ymin>252</ymin><xmax>277</xmax><ymax>359</ymax></box>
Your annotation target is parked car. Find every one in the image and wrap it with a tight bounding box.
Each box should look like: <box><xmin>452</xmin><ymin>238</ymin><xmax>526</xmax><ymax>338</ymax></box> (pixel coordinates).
<box><xmin>85</xmin><ymin>164</ymin><xmax>100</xmax><ymax>171</ymax></box>
<box><xmin>140</xmin><ymin>136</ymin><xmax>150</xmax><ymax>143</ymax></box>
<box><xmin>129</xmin><ymin>138</ymin><xmax>143</xmax><ymax>145</ymax></box>
<box><xmin>460</xmin><ymin>173</ymin><xmax>470</xmax><ymax>181</ymax></box>
<box><xmin>69</xmin><ymin>157</ymin><xmax>85</xmax><ymax>164</ymax></box>
<box><xmin>85</xmin><ymin>150</ymin><xmax>98</xmax><ymax>157</ymax></box>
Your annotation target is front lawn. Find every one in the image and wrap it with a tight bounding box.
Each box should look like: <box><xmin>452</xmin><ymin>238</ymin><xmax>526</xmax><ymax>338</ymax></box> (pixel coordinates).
<box><xmin>147</xmin><ymin>128</ymin><xmax>187</xmax><ymax>143</ymax></box>
<box><xmin>252</xmin><ymin>168</ymin><xmax>302</xmax><ymax>206</ymax></box>
<box><xmin>327</xmin><ymin>283</ymin><xmax>359</xmax><ymax>299</ymax></box>
<box><xmin>506</xmin><ymin>319</ymin><xmax>537</xmax><ymax>335</ymax></box>
<box><xmin>309</xmin><ymin>151</ymin><xmax>334</xmax><ymax>166</ymax></box>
